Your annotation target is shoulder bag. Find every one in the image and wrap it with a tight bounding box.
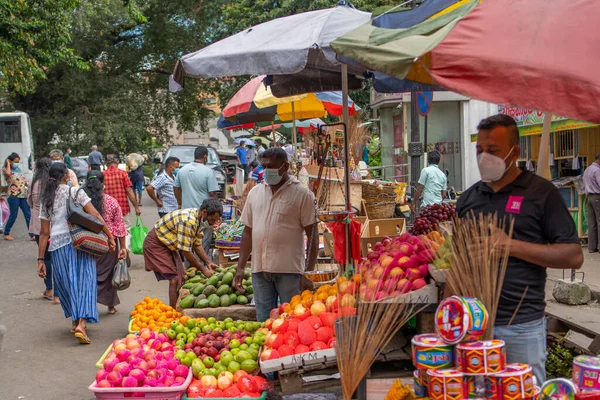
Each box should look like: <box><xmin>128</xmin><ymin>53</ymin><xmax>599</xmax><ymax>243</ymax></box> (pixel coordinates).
<box><xmin>67</xmin><ymin>186</ymin><xmax>104</xmax><ymax>233</ymax></box>
<box><xmin>66</xmin><ymin>185</ymin><xmax>109</xmax><ymax>256</ymax></box>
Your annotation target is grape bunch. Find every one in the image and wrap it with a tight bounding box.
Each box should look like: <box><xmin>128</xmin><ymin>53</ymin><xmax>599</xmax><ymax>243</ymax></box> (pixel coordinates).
<box><xmin>410</xmin><ymin>203</ymin><xmax>455</xmax><ymax>235</ymax></box>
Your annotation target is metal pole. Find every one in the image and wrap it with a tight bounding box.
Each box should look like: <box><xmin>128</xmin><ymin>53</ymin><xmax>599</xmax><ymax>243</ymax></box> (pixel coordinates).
<box><xmin>292</xmin><ymin>102</ymin><xmax>297</xmax><ymax>157</ymax></box>
<box><xmin>271</xmin><ymin>121</ymin><xmax>276</xmax><ymax>146</ymax></box>
<box><xmin>342</xmin><ymin>63</ymin><xmax>352</xmax><ymax>274</ymax></box>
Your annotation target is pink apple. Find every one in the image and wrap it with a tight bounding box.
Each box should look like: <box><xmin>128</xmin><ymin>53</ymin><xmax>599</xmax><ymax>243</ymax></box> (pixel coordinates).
<box><xmin>97</xmin><ymin>380</ymin><xmax>112</xmax><ymax>388</ymax></box>
<box><xmin>396</xmin><ymin>278</ymin><xmax>412</xmax><ymax>293</ymax></box>
<box><xmin>412</xmin><ymin>278</ymin><xmax>427</xmax><ymax>291</ymax></box>
<box><xmin>406</xmin><ymin>268</ymin><xmax>422</xmax><ymax>281</ymax></box>
<box><xmin>397</xmin><ymin>256</ymin><xmax>413</xmax><ymax>270</ymax></box>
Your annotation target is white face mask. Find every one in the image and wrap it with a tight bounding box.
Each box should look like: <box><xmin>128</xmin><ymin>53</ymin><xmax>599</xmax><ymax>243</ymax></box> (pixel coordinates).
<box><xmin>264</xmin><ymin>164</ymin><xmax>285</xmax><ymax>186</ymax></box>
<box><xmin>477</xmin><ymin>146</ymin><xmax>515</xmax><ymax>183</ymax></box>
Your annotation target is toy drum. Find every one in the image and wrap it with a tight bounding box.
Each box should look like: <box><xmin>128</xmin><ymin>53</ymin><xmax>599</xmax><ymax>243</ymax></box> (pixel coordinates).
<box><xmin>485</xmin><ymin>363</ymin><xmax>535</xmax><ymax>399</ymax></box>
<box><xmin>527</xmin><ymin>386</ymin><xmax>541</xmax><ymax>400</ymax></box>
<box><xmin>541</xmin><ymin>378</ymin><xmax>578</xmax><ymax>400</ymax></box>
<box><xmin>465</xmin><ymin>375</ymin><xmax>480</xmax><ymax>398</ymax></box>
<box><xmin>412</xmin><ymin>333</ymin><xmax>454</xmax><ymax>370</ymax></box>
<box><xmin>456</xmin><ymin>340</ymin><xmax>506</xmax><ymax>375</ymax></box>
<box><xmin>435</xmin><ymin>296</ymin><xmax>489</xmax><ymax>345</ymax></box>
<box><xmin>414</xmin><ymin>368</ymin><xmax>428</xmax><ymax>386</ymax></box>
<box><xmin>414</xmin><ymin>370</ymin><xmax>427</xmax><ymax>397</ymax></box>
<box><xmin>573</xmin><ymin>355</ymin><xmax>600</xmax><ymax>390</ymax></box>
<box><xmin>427</xmin><ymin>369</ymin><xmax>466</xmax><ymax>400</ymax></box>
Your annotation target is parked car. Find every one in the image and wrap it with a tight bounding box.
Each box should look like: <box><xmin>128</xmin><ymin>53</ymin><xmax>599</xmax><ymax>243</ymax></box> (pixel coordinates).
<box><xmin>70</xmin><ymin>157</ymin><xmax>89</xmax><ymax>186</ymax></box>
<box><xmin>160</xmin><ymin>145</ymin><xmax>227</xmax><ymax>199</ymax></box>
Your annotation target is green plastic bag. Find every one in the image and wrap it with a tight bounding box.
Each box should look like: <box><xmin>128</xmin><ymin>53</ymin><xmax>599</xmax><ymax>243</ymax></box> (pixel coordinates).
<box><xmin>129</xmin><ymin>216</ymin><xmax>148</xmax><ymax>255</ymax></box>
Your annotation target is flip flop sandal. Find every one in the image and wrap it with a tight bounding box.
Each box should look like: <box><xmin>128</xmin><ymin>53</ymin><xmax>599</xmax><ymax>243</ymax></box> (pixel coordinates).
<box><xmin>42</xmin><ymin>292</ymin><xmax>53</xmax><ymax>301</ymax></box>
<box><xmin>108</xmin><ymin>309</ymin><xmax>117</xmax><ymax>315</ymax></box>
<box><xmin>74</xmin><ymin>331</ymin><xmax>91</xmax><ymax>344</ymax></box>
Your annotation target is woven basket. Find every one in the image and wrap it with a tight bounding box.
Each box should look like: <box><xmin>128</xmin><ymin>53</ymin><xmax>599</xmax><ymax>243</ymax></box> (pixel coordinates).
<box><xmin>365</xmin><ymin>201</ymin><xmax>396</xmax><ymax>219</ymax></box>
<box><xmin>362</xmin><ymin>181</ymin><xmax>396</xmax><ymax>200</ymax></box>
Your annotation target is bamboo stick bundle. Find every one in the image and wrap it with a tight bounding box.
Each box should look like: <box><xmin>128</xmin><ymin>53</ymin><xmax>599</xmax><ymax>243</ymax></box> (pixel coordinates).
<box><xmin>444</xmin><ymin>212</ymin><xmax>514</xmax><ymax>339</ymax></box>
<box><xmin>335</xmin><ymin>282</ymin><xmax>427</xmax><ymax>400</ymax></box>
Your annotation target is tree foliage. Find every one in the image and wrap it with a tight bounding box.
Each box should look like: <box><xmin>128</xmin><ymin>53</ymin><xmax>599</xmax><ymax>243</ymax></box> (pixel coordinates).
<box><xmin>0</xmin><ymin>0</ymin><xmax>87</xmax><ymax>94</ymax></box>
<box><xmin>4</xmin><ymin>0</ymin><xmax>392</xmax><ymax>156</ymax></box>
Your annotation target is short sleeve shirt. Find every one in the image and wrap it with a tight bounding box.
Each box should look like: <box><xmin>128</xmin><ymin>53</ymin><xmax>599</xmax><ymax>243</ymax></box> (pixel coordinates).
<box><xmin>241</xmin><ymin>179</ymin><xmax>317</xmax><ymax>274</ymax></box>
<box><xmin>418</xmin><ymin>164</ymin><xmax>447</xmax><ymax>206</ymax></box>
<box><xmin>174</xmin><ymin>162</ymin><xmax>219</xmax><ymax>209</ymax></box>
<box><xmin>456</xmin><ymin>171</ymin><xmax>579</xmax><ymax>325</ymax></box>
<box><xmin>151</xmin><ymin>172</ymin><xmax>178</xmax><ymax>213</ymax></box>
<box><xmin>236</xmin><ymin>147</ymin><xmax>248</xmax><ymax>165</ymax></box>
<box><xmin>41</xmin><ymin>185</ymin><xmax>91</xmax><ymax>251</ymax></box>
<box><xmin>154</xmin><ymin>208</ymin><xmax>203</xmax><ymax>253</ymax></box>
<box><xmin>104</xmin><ymin>166</ymin><xmax>133</xmax><ymax>215</ymax></box>
<box><xmin>103</xmin><ymin>195</ymin><xmax>127</xmax><ymax>238</ymax></box>
<box><xmin>583</xmin><ymin>162</ymin><xmax>600</xmax><ymax>194</ymax></box>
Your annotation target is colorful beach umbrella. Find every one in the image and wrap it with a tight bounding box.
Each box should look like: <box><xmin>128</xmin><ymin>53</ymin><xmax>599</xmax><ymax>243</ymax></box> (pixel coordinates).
<box><xmin>332</xmin><ymin>0</ymin><xmax>600</xmax><ymax>123</ymax></box>
<box><xmin>221</xmin><ymin>76</ymin><xmax>358</xmax><ymax>123</ymax></box>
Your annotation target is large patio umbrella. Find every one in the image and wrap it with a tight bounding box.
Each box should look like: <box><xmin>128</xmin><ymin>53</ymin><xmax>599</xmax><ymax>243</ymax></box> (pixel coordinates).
<box><xmin>332</xmin><ymin>0</ymin><xmax>600</xmax><ymax>124</ymax></box>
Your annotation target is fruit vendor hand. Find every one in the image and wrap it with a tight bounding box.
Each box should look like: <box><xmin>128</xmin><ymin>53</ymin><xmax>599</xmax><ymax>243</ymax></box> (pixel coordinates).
<box><xmin>488</xmin><ymin>223</ymin><xmax>511</xmax><ymax>252</ymax></box>
<box><xmin>233</xmin><ymin>269</ymin><xmax>246</xmax><ymax>294</ymax></box>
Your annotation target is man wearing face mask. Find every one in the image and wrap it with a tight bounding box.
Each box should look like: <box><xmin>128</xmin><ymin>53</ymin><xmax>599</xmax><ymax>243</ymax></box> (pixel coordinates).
<box><xmin>49</xmin><ymin>149</ymin><xmax>79</xmax><ymax>187</ymax></box>
<box><xmin>147</xmin><ymin>156</ymin><xmax>180</xmax><ymax>218</ymax></box>
<box><xmin>233</xmin><ymin>147</ymin><xmax>319</xmax><ymax>322</ymax></box>
<box><xmin>456</xmin><ymin>114</ymin><xmax>583</xmax><ymax>384</ymax></box>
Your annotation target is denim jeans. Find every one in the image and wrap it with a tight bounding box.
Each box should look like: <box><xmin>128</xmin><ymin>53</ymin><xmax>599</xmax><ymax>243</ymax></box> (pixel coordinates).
<box><xmin>494</xmin><ymin>317</ymin><xmax>547</xmax><ymax>385</ymax></box>
<box><xmin>4</xmin><ymin>196</ymin><xmax>32</xmax><ymax>237</ymax></box>
<box><xmin>34</xmin><ymin>235</ymin><xmax>53</xmax><ymax>291</ymax></box>
<box><xmin>252</xmin><ymin>272</ymin><xmax>301</xmax><ymax>322</ymax></box>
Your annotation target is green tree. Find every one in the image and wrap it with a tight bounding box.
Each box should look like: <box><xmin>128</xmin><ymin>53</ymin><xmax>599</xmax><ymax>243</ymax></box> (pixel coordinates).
<box><xmin>0</xmin><ymin>0</ymin><xmax>87</xmax><ymax>94</ymax></box>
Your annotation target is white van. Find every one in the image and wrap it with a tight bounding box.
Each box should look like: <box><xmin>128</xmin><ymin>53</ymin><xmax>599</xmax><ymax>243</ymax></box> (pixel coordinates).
<box><xmin>0</xmin><ymin>112</ymin><xmax>34</xmax><ymax>188</ymax></box>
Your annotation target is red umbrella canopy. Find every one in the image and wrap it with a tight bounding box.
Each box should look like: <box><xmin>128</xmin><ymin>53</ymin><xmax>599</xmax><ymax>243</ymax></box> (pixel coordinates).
<box><xmin>333</xmin><ymin>0</ymin><xmax>600</xmax><ymax>123</ymax></box>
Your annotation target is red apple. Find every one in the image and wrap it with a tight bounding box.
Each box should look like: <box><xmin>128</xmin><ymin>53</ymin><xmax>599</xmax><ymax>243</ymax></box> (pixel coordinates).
<box><xmin>269</xmin><ymin>308</ymin><xmax>280</xmax><ymax>319</ymax></box>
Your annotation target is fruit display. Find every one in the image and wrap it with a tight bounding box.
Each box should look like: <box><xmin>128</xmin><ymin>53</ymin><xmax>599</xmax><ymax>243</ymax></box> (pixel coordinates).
<box><xmin>180</xmin><ymin>266</ymin><xmax>253</xmax><ymax>309</ymax></box>
<box><xmin>94</xmin><ymin>329</ymin><xmax>189</xmax><ymax>389</ymax></box>
<box><xmin>355</xmin><ymin>233</ymin><xmax>438</xmax><ymax>300</ymax></box>
<box><xmin>165</xmin><ymin>318</ymin><xmax>265</xmax><ymax>381</ymax></box>
<box><xmin>260</xmin><ymin>288</ymin><xmax>353</xmax><ymax>361</ymax></box>
<box><xmin>130</xmin><ymin>297</ymin><xmax>183</xmax><ymax>332</ymax></box>
<box><xmin>186</xmin><ymin>370</ymin><xmax>268</xmax><ymax>398</ymax></box>
<box><xmin>410</xmin><ymin>202</ymin><xmax>455</xmax><ymax>235</ymax></box>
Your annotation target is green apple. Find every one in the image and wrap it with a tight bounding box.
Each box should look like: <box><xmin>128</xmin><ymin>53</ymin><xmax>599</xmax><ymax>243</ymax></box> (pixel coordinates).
<box><xmin>248</xmin><ymin>348</ymin><xmax>259</xmax><ymax>360</ymax></box>
<box><xmin>207</xmin><ymin>317</ymin><xmax>216</xmax><ymax>324</ymax></box>
<box><xmin>170</xmin><ymin>320</ymin><xmax>179</xmax><ymax>330</ymax></box>
<box><xmin>253</xmin><ymin>335</ymin><xmax>266</xmax><ymax>346</ymax></box>
<box><xmin>230</xmin><ymin>348</ymin><xmax>240</xmax><ymax>356</ymax></box>
<box><xmin>203</xmin><ymin>356</ymin><xmax>215</xmax><ymax>368</ymax></box>
<box><xmin>192</xmin><ymin>327</ymin><xmax>201</xmax><ymax>335</ymax></box>
<box><xmin>224</xmin><ymin>317</ymin><xmax>233</xmax><ymax>324</ymax></box>
<box><xmin>205</xmin><ymin>368</ymin><xmax>217</xmax><ymax>377</ymax></box>
<box><xmin>175</xmin><ymin>350</ymin><xmax>186</xmax><ymax>359</ymax></box>
<box><xmin>181</xmin><ymin>355</ymin><xmax>193</xmax><ymax>367</ymax></box>
<box><xmin>234</xmin><ymin>350</ymin><xmax>252</xmax><ymax>363</ymax></box>
<box><xmin>229</xmin><ymin>339</ymin><xmax>241</xmax><ymax>349</ymax></box>
<box><xmin>249</xmin><ymin>343</ymin><xmax>260</xmax><ymax>351</ymax></box>
<box><xmin>176</xmin><ymin>332</ymin><xmax>187</xmax><ymax>341</ymax></box>
<box><xmin>183</xmin><ymin>327</ymin><xmax>191</xmax><ymax>335</ymax></box>
<box><xmin>167</xmin><ymin>329</ymin><xmax>177</xmax><ymax>340</ymax></box>
<box><xmin>175</xmin><ymin>324</ymin><xmax>185</xmax><ymax>334</ymax></box>
<box><xmin>241</xmin><ymin>359</ymin><xmax>258</xmax><ymax>373</ymax></box>
<box><xmin>192</xmin><ymin>358</ymin><xmax>206</xmax><ymax>377</ymax></box>
<box><xmin>239</xmin><ymin>344</ymin><xmax>249</xmax><ymax>351</ymax></box>
<box><xmin>244</xmin><ymin>337</ymin><xmax>253</xmax><ymax>345</ymax></box>
<box><xmin>186</xmin><ymin>319</ymin><xmax>196</xmax><ymax>329</ymax></box>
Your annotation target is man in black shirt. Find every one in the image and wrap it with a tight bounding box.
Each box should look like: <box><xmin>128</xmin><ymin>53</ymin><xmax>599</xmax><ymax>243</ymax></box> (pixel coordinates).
<box><xmin>456</xmin><ymin>114</ymin><xmax>583</xmax><ymax>384</ymax></box>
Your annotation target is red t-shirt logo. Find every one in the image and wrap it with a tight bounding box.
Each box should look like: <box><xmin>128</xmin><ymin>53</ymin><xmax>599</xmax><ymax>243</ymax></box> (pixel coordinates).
<box><xmin>506</xmin><ymin>196</ymin><xmax>524</xmax><ymax>214</ymax></box>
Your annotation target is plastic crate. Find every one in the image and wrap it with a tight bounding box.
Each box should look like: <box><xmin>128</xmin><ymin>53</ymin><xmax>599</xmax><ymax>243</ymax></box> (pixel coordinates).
<box><xmin>182</xmin><ymin>391</ymin><xmax>267</xmax><ymax>400</ymax></box>
<box><xmin>88</xmin><ymin>369</ymin><xmax>192</xmax><ymax>399</ymax></box>
<box><xmin>96</xmin><ymin>344</ymin><xmax>114</xmax><ymax>369</ymax></box>
<box><xmin>128</xmin><ymin>318</ymin><xmax>139</xmax><ymax>334</ymax></box>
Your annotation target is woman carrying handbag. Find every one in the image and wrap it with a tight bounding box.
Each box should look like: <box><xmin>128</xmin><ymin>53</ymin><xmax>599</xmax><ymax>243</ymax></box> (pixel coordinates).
<box><xmin>37</xmin><ymin>163</ymin><xmax>115</xmax><ymax>344</ymax></box>
<box><xmin>83</xmin><ymin>170</ymin><xmax>128</xmax><ymax>315</ymax></box>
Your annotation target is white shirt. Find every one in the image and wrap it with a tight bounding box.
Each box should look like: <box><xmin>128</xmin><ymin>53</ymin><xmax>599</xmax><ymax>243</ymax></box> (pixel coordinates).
<box><xmin>40</xmin><ymin>185</ymin><xmax>91</xmax><ymax>251</ymax></box>
<box><xmin>241</xmin><ymin>179</ymin><xmax>317</xmax><ymax>274</ymax></box>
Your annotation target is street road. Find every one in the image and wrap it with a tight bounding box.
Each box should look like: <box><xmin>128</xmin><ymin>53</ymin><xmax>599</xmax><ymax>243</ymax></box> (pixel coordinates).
<box><xmin>0</xmin><ymin>197</ymin><xmax>165</xmax><ymax>400</ymax></box>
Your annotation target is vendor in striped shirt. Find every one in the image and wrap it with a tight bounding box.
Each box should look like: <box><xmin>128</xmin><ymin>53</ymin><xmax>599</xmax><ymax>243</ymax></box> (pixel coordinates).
<box><xmin>147</xmin><ymin>156</ymin><xmax>180</xmax><ymax>218</ymax></box>
<box><xmin>143</xmin><ymin>201</ymin><xmax>222</xmax><ymax>307</ymax></box>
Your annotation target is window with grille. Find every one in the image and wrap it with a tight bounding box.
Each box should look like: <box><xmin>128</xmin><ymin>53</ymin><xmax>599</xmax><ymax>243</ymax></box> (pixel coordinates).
<box><xmin>518</xmin><ymin>136</ymin><xmax>531</xmax><ymax>160</ymax></box>
<box><xmin>0</xmin><ymin>120</ymin><xmax>21</xmax><ymax>143</ymax></box>
<box><xmin>554</xmin><ymin>129</ymin><xmax>575</xmax><ymax>159</ymax></box>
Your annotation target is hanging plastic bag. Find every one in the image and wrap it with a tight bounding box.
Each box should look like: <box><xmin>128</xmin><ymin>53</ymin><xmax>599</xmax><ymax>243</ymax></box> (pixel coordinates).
<box><xmin>112</xmin><ymin>259</ymin><xmax>131</xmax><ymax>290</ymax></box>
<box><xmin>129</xmin><ymin>216</ymin><xmax>148</xmax><ymax>255</ymax></box>
<box><xmin>0</xmin><ymin>199</ymin><xmax>8</xmax><ymax>229</ymax></box>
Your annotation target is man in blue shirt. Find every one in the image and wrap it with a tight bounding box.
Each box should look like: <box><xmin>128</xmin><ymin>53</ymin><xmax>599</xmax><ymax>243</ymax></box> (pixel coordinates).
<box><xmin>235</xmin><ymin>143</ymin><xmax>248</xmax><ymax>182</ymax></box>
<box><xmin>174</xmin><ymin>146</ymin><xmax>219</xmax><ymax>209</ymax></box>
<box><xmin>87</xmin><ymin>145</ymin><xmax>104</xmax><ymax>171</ymax></box>
<box><xmin>411</xmin><ymin>150</ymin><xmax>447</xmax><ymax>212</ymax></box>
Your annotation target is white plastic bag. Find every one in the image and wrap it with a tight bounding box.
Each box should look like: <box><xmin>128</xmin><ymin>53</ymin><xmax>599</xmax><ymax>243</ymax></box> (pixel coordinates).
<box><xmin>112</xmin><ymin>259</ymin><xmax>131</xmax><ymax>290</ymax></box>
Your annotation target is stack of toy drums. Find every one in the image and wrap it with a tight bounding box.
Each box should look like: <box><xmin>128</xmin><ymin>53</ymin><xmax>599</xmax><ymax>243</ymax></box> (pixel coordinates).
<box><xmin>411</xmin><ymin>296</ymin><xmax>540</xmax><ymax>400</ymax></box>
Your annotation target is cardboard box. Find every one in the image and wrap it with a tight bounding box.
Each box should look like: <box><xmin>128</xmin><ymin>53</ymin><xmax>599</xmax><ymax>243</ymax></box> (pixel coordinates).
<box><xmin>322</xmin><ymin>216</ymin><xmax>368</xmax><ymax>257</ymax></box>
<box><xmin>360</xmin><ymin>218</ymin><xmax>406</xmax><ymax>256</ymax></box>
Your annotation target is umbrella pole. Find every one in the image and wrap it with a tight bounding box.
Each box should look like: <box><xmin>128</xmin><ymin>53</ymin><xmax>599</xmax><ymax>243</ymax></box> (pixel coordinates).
<box><xmin>536</xmin><ymin>113</ymin><xmax>552</xmax><ymax>179</ymax></box>
<box><xmin>341</xmin><ymin>63</ymin><xmax>352</xmax><ymax>276</ymax></box>
<box><xmin>292</xmin><ymin>102</ymin><xmax>297</xmax><ymax>158</ymax></box>
<box><xmin>272</xmin><ymin>120</ymin><xmax>276</xmax><ymax>146</ymax></box>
